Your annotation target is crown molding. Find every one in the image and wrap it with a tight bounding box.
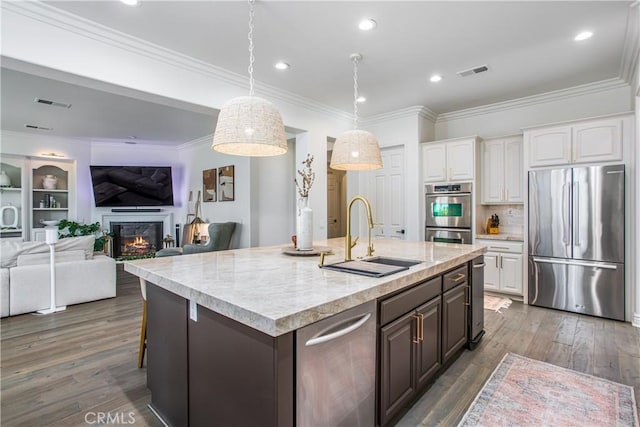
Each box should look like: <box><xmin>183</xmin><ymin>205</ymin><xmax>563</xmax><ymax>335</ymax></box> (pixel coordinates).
<box><xmin>362</xmin><ymin>106</ymin><xmax>437</xmax><ymax>126</ymax></box>
<box><xmin>620</xmin><ymin>2</ymin><xmax>639</xmax><ymax>83</ymax></box>
<box><xmin>178</xmin><ymin>134</ymin><xmax>214</xmax><ymax>151</ymax></box>
<box><xmin>3</xmin><ymin>1</ymin><xmax>351</xmax><ymax>122</ymax></box>
<box><xmin>437</xmin><ymin>78</ymin><xmax>629</xmax><ymax>123</ymax></box>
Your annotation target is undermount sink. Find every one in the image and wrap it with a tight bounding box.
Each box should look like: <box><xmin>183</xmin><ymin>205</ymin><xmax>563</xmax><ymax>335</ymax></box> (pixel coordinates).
<box><xmin>320</xmin><ymin>257</ymin><xmax>422</xmax><ymax>278</ymax></box>
<box><xmin>363</xmin><ymin>256</ymin><xmax>423</xmax><ymax>268</ymax></box>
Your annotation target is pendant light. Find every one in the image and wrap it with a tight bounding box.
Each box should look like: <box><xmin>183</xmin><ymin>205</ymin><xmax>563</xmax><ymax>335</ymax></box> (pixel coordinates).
<box><xmin>212</xmin><ymin>0</ymin><xmax>287</xmax><ymax>157</ymax></box>
<box><xmin>330</xmin><ymin>53</ymin><xmax>382</xmax><ymax>171</ymax></box>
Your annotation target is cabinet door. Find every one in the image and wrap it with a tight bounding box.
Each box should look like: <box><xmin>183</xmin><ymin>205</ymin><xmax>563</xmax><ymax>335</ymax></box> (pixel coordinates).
<box><xmin>442</xmin><ymin>285</ymin><xmax>468</xmax><ymax>364</ymax></box>
<box><xmin>573</xmin><ymin>118</ymin><xmax>622</xmax><ymax>164</ymax></box>
<box><xmin>422</xmin><ymin>143</ymin><xmax>447</xmax><ymax>183</ymax></box>
<box><xmin>380</xmin><ymin>312</ymin><xmax>416</xmax><ymax>426</ymax></box>
<box><xmin>415</xmin><ymin>297</ymin><xmax>441</xmax><ymax>392</ymax></box>
<box><xmin>483</xmin><ymin>252</ymin><xmax>500</xmax><ymax>291</ymax></box>
<box><xmin>446</xmin><ymin>139</ymin><xmax>474</xmax><ymax>181</ymax></box>
<box><xmin>481</xmin><ymin>140</ymin><xmax>504</xmax><ymax>204</ymax></box>
<box><xmin>528</xmin><ymin>126</ymin><xmax>572</xmax><ymax>167</ymax></box>
<box><xmin>499</xmin><ymin>253</ymin><xmax>523</xmax><ymax>295</ymax></box>
<box><xmin>504</xmin><ymin>138</ymin><xmax>524</xmax><ymax>203</ymax></box>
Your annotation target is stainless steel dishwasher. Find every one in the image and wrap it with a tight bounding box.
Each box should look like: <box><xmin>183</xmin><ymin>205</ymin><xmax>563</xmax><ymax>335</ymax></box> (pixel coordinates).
<box><xmin>296</xmin><ymin>300</ymin><xmax>376</xmax><ymax>427</ymax></box>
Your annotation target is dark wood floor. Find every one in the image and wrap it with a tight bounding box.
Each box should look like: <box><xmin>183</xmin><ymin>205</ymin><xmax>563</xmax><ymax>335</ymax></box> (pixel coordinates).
<box><xmin>2</xmin><ymin>267</ymin><xmax>639</xmax><ymax>426</ymax></box>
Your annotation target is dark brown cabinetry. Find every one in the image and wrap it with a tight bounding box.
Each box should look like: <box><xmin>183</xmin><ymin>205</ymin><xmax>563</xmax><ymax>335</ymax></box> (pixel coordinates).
<box><xmin>442</xmin><ymin>265</ymin><xmax>469</xmax><ymax>363</ymax></box>
<box><xmin>442</xmin><ymin>284</ymin><xmax>468</xmax><ymax>363</ymax></box>
<box><xmin>146</xmin><ymin>284</ymin><xmax>189</xmax><ymax>427</ymax></box>
<box><xmin>146</xmin><ymin>283</ymin><xmax>293</xmax><ymax>427</ymax></box>
<box><xmin>379</xmin><ymin>277</ymin><xmax>442</xmax><ymax>426</ymax></box>
<box><xmin>378</xmin><ymin>263</ymin><xmax>471</xmax><ymax>426</ymax></box>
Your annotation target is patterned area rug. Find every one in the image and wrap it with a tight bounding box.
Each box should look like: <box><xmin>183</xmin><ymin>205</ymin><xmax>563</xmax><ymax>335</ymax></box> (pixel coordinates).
<box><xmin>484</xmin><ymin>295</ymin><xmax>512</xmax><ymax>312</ymax></box>
<box><xmin>458</xmin><ymin>353</ymin><xmax>639</xmax><ymax>426</ymax></box>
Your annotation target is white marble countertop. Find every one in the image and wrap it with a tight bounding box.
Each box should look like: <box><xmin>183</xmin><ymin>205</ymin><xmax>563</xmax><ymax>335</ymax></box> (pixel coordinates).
<box><xmin>124</xmin><ymin>238</ymin><xmax>485</xmax><ymax>337</ymax></box>
<box><xmin>475</xmin><ymin>233</ymin><xmax>524</xmax><ymax>241</ymax></box>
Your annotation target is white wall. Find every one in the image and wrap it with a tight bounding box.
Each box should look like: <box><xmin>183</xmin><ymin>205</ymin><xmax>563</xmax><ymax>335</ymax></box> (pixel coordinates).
<box><xmin>435</xmin><ymin>82</ymin><xmax>632</xmax><ymax>139</ymax></box>
<box><xmin>360</xmin><ymin>112</ymin><xmax>424</xmax><ymax>241</ymax></box>
<box><xmin>2</xmin><ymin>1</ymin><xmax>352</xmax><ymax>248</ymax></box>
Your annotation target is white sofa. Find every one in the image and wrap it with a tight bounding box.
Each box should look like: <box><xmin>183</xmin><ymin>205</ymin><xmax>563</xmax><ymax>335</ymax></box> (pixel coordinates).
<box><xmin>0</xmin><ymin>236</ymin><xmax>116</xmax><ymax>317</ymax></box>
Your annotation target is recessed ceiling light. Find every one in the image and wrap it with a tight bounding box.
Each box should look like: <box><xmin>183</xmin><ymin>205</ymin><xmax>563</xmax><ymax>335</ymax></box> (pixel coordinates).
<box><xmin>430</xmin><ymin>75</ymin><xmax>443</xmax><ymax>83</ymax></box>
<box><xmin>574</xmin><ymin>31</ymin><xmax>593</xmax><ymax>41</ymax></box>
<box><xmin>358</xmin><ymin>18</ymin><xmax>377</xmax><ymax>31</ymax></box>
<box><xmin>120</xmin><ymin>0</ymin><xmax>141</xmax><ymax>6</ymax></box>
<box><xmin>356</xmin><ymin>96</ymin><xmax>366</xmax><ymax>103</ymax></box>
<box><xmin>275</xmin><ymin>62</ymin><xmax>290</xmax><ymax>70</ymax></box>
<box><xmin>127</xmin><ymin>135</ymin><xmax>138</xmax><ymax>139</ymax></box>
<box><xmin>124</xmin><ymin>141</ymin><xmax>137</xmax><ymax>145</ymax></box>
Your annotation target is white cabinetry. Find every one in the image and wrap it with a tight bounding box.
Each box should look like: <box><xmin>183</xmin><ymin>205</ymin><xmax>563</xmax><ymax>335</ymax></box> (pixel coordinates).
<box><xmin>526</xmin><ymin>115</ymin><xmax>628</xmax><ymax>168</ymax></box>
<box><xmin>476</xmin><ymin>239</ymin><xmax>523</xmax><ymax>296</ymax></box>
<box><xmin>0</xmin><ymin>156</ymin><xmax>28</xmax><ymax>240</ymax></box>
<box><xmin>481</xmin><ymin>136</ymin><xmax>523</xmax><ymax>204</ymax></box>
<box><xmin>422</xmin><ymin>137</ymin><xmax>478</xmax><ymax>183</ymax></box>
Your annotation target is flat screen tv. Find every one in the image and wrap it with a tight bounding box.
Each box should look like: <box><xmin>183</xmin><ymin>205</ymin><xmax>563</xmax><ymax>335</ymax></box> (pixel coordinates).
<box><xmin>89</xmin><ymin>166</ymin><xmax>174</xmax><ymax>207</ymax></box>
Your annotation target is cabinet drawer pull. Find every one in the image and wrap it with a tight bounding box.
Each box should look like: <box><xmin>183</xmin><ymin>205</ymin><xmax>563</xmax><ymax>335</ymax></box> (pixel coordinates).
<box><xmin>451</xmin><ymin>273</ymin><xmax>465</xmax><ymax>282</ymax></box>
<box><xmin>473</xmin><ymin>263</ymin><xmax>486</xmax><ymax>268</ymax></box>
<box><xmin>495</xmin><ymin>257</ymin><xmax>499</xmax><ymax>268</ymax></box>
<box><xmin>465</xmin><ymin>285</ymin><xmax>471</xmax><ymax>306</ymax></box>
<box><xmin>412</xmin><ymin>314</ymin><xmax>422</xmax><ymax>343</ymax></box>
<box><xmin>500</xmin><ymin>256</ymin><xmax>503</xmax><ymax>269</ymax></box>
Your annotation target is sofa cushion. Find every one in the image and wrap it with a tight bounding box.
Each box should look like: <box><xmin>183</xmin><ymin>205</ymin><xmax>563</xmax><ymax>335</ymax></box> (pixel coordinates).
<box><xmin>17</xmin><ymin>249</ymin><xmax>86</xmax><ymax>266</ymax></box>
<box><xmin>56</xmin><ymin>236</ymin><xmax>95</xmax><ymax>260</ymax></box>
<box><xmin>0</xmin><ymin>236</ymin><xmax>95</xmax><ymax>268</ymax></box>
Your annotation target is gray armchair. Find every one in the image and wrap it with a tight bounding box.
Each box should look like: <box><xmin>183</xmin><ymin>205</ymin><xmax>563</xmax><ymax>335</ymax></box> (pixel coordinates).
<box><xmin>182</xmin><ymin>222</ymin><xmax>236</xmax><ymax>255</ymax></box>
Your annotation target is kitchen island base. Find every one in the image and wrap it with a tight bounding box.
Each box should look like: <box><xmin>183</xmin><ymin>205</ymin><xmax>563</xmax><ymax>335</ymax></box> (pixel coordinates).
<box><xmin>147</xmin><ymin>284</ymin><xmax>293</xmax><ymax>427</ymax></box>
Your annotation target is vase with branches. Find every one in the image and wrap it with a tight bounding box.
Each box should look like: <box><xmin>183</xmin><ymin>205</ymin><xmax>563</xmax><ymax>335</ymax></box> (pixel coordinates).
<box><xmin>294</xmin><ymin>154</ymin><xmax>315</xmax><ymax>250</ymax></box>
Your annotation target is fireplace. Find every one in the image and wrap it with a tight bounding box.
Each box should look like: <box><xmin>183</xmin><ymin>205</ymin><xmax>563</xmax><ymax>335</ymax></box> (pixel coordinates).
<box><xmin>111</xmin><ymin>222</ymin><xmax>163</xmax><ymax>258</ymax></box>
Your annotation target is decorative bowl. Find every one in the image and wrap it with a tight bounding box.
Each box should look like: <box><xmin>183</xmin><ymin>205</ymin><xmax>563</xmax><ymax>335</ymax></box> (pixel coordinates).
<box><xmin>40</xmin><ymin>219</ymin><xmax>60</xmax><ymax>227</ymax></box>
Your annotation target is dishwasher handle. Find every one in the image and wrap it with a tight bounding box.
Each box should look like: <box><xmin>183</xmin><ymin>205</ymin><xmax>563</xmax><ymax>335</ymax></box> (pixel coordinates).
<box><xmin>305</xmin><ymin>313</ymin><xmax>372</xmax><ymax>346</ymax></box>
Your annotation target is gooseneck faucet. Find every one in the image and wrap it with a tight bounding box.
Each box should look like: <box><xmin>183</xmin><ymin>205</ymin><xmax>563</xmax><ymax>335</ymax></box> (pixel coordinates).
<box><xmin>345</xmin><ymin>196</ymin><xmax>375</xmax><ymax>261</ymax></box>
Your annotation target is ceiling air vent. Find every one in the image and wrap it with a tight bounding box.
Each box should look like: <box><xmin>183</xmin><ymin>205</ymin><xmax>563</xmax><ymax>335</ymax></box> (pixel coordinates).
<box><xmin>34</xmin><ymin>97</ymin><xmax>72</xmax><ymax>109</ymax></box>
<box><xmin>456</xmin><ymin>64</ymin><xmax>489</xmax><ymax>77</ymax></box>
<box><xmin>24</xmin><ymin>124</ymin><xmax>53</xmax><ymax>131</ymax></box>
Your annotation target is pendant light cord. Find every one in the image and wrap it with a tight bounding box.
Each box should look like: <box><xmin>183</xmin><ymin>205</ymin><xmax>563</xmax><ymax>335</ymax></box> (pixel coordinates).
<box><xmin>352</xmin><ymin>55</ymin><xmax>359</xmax><ymax>129</ymax></box>
<box><xmin>247</xmin><ymin>0</ymin><xmax>255</xmax><ymax>96</ymax></box>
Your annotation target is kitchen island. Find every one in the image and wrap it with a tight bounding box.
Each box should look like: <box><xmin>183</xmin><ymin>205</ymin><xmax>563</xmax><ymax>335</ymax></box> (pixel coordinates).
<box><xmin>125</xmin><ymin>238</ymin><xmax>485</xmax><ymax>426</ymax></box>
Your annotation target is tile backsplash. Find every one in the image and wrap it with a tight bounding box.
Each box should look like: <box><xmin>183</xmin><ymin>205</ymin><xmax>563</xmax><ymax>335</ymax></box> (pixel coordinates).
<box><xmin>476</xmin><ymin>204</ymin><xmax>524</xmax><ymax>235</ymax></box>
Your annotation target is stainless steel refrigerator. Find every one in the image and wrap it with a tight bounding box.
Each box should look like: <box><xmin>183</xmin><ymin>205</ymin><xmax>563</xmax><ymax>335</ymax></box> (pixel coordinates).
<box><xmin>528</xmin><ymin>164</ymin><xmax>625</xmax><ymax>321</ymax></box>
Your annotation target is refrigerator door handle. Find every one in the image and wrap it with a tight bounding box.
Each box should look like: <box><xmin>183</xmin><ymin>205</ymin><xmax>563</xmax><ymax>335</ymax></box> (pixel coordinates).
<box><xmin>562</xmin><ymin>183</ymin><xmax>570</xmax><ymax>246</ymax></box>
<box><xmin>532</xmin><ymin>257</ymin><xmax>618</xmax><ymax>270</ymax></box>
<box><xmin>573</xmin><ymin>182</ymin><xmax>580</xmax><ymax>246</ymax></box>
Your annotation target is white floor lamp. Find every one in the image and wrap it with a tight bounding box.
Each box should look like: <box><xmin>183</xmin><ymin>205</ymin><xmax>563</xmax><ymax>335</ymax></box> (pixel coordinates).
<box><xmin>36</xmin><ymin>224</ymin><xmax>66</xmax><ymax>314</ymax></box>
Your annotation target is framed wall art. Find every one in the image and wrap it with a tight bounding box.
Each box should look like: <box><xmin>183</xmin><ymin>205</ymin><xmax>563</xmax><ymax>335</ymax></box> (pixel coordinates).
<box><xmin>203</xmin><ymin>168</ymin><xmax>217</xmax><ymax>202</ymax></box>
<box><xmin>218</xmin><ymin>165</ymin><xmax>235</xmax><ymax>201</ymax></box>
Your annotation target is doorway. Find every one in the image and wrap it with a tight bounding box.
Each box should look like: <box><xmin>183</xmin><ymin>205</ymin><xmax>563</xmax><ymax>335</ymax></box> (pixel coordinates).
<box><xmin>327</xmin><ymin>139</ymin><xmax>347</xmax><ymax>239</ymax></box>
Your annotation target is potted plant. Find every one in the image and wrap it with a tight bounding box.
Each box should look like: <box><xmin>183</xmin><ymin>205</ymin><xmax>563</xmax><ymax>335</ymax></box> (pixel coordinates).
<box><xmin>57</xmin><ymin>219</ymin><xmax>114</xmax><ymax>252</ymax></box>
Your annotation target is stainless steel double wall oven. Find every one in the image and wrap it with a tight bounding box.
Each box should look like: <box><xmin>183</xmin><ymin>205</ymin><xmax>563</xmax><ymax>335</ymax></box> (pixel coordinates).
<box><xmin>425</xmin><ymin>183</ymin><xmax>472</xmax><ymax>244</ymax></box>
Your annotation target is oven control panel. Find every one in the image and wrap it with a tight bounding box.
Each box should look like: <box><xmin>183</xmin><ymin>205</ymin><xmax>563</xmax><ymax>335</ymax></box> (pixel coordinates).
<box><xmin>426</xmin><ymin>182</ymin><xmax>472</xmax><ymax>194</ymax></box>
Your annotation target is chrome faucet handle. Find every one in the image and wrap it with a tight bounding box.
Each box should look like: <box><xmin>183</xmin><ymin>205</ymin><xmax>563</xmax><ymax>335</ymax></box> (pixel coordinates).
<box><xmin>350</xmin><ymin>236</ymin><xmax>359</xmax><ymax>249</ymax></box>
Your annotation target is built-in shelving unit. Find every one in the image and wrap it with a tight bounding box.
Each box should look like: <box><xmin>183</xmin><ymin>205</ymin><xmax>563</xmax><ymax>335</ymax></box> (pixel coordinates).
<box><xmin>30</xmin><ymin>161</ymin><xmax>74</xmax><ymax>241</ymax></box>
<box><xmin>0</xmin><ymin>157</ymin><xmax>27</xmax><ymax>240</ymax></box>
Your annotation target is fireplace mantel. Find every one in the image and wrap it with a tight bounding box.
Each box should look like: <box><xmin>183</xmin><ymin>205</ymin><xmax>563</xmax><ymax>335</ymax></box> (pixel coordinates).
<box><xmin>102</xmin><ymin>212</ymin><xmax>173</xmax><ymax>238</ymax></box>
